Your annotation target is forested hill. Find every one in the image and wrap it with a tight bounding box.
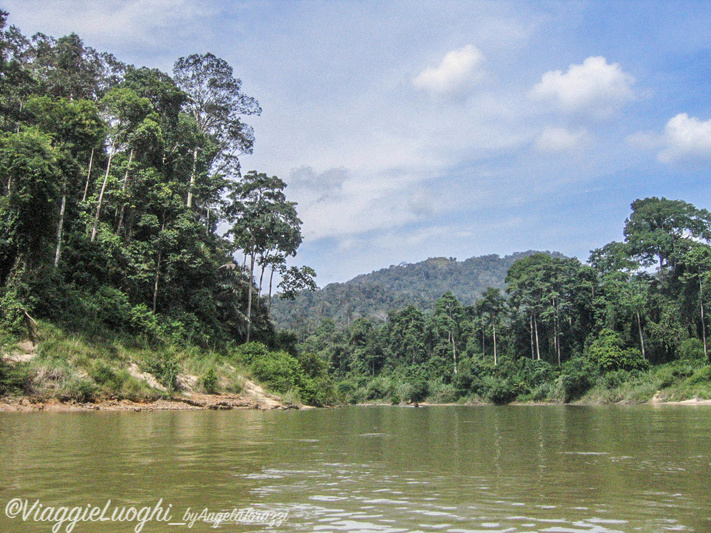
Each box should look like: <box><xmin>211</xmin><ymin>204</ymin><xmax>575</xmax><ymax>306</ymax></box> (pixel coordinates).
<box><xmin>271</xmin><ymin>251</ymin><xmax>562</xmax><ymax>331</ymax></box>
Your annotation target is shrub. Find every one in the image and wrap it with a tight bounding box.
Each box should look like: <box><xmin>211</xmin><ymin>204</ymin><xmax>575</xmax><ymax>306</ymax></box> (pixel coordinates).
<box><xmin>685</xmin><ymin>365</ymin><xmax>711</xmax><ymax>386</ymax></box>
<box><xmin>557</xmin><ymin>357</ymin><xmax>598</xmax><ymax>402</ymax></box>
<box><xmin>514</xmin><ymin>359</ymin><xmax>555</xmax><ymax>390</ymax></box>
<box><xmin>453</xmin><ymin>371</ymin><xmax>474</xmax><ymax>396</ymax></box>
<box><xmin>142</xmin><ymin>352</ymin><xmax>180</xmax><ymax>391</ymax></box>
<box><xmin>429</xmin><ymin>382</ymin><xmax>458</xmax><ymax>403</ymax></box>
<box><xmin>89</xmin><ymin>362</ymin><xmax>126</xmax><ymax>393</ymax></box>
<box><xmin>679</xmin><ymin>338</ymin><xmax>706</xmax><ymax>361</ymax></box>
<box><xmin>365</xmin><ymin>376</ymin><xmax>393</xmax><ymax>401</ymax></box>
<box><xmin>299</xmin><ymin>377</ymin><xmax>334</xmax><ymax>406</ymax></box>
<box><xmin>65</xmin><ymin>378</ymin><xmax>98</xmax><ymax>403</ymax></box>
<box><xmin>407</xmin><ymin>377</ymin><xmax>429</xmax><ymax>403</ymax></box>
<box><xmin>249</xmin><ymin>349</ymin><xmax>301</xmax><ymax>394</ymax></box>
<box><xmin>656</xmin><ymin>362</ymin><xmax>695</xmax><ymax>388</ymax></box>
<box><xmin>336</xmin><ymin>379</ymin><xmax>356</xmax><ymax>399</ymax></box>
<box><xmin>201</xmin><ymin>367</ymin><xmax>218</xmax><ymax>394</ymax></box>
<box><xmin>598</xmin><ymin>369</ymin><xmax>632</xmax><ymax>390</ymax></box>
<box><xmin>588</xmin><ymin>329</ymin><xmax>648</xmax><ymax>372</ymax></box>
<box><xmin>485</xmin><ymin>377</ymin><xmax>518</xmax><ymax>405</ymax></box>
<box><xmin>0</xmin><ymin>360</ymin><xmax>31</xmax><ymax>395</ymax></box>
<box><xmin>233</xmin><ymin>342</ymin><xmax>269</xmax><ymax>365</ymax></box>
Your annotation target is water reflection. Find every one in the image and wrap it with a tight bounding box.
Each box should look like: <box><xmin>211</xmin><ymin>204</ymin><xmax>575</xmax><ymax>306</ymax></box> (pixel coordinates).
<box><xmin>0</xmin><ymin>406</ymin><xmax>709</xmax><ymax>532</ymax></box>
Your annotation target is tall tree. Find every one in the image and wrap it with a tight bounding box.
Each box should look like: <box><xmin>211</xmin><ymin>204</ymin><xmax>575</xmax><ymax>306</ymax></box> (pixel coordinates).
<box><xmin>0</xmin><ymin>128</ymin><xmax>61</xmax><ymax>283</ymax></box>
<box><xmin>172</xmin><ymin>53</ymin><xmax>261</xmax><ymax>208</ymax></box>
<box><xmin>477</xmin><ymin>287</ymin><xmax>506</xmax><ymax>365</ymax></box>
<box><xmin>624</xmin><ymin>197</ymin><xmax>711</xmax><ymax>271</ymax></box>
<box><xmin>226</xmin><ymin>172</ymin><xmax>297</xmax><ymax>341</ymax></box>
<box><xmin>432</xmin><ymin>292</ymin><xmax>465</xmax><ymax>374</ymax></box>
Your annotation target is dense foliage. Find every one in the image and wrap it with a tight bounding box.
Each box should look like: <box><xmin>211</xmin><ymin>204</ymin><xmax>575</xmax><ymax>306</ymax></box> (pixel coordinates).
<box><xmin>271</xmin><ymin>251</ymin><xmax>555</xmax><ymax>330</ymax></box>
<box><xmin>0</xmin><ymin>11</ymin><xmax>314</xmax><ymax>350</ymax></box>
<box><xmin>1</xmin><ymin>12</ymin><xmax>710</xmax><ymax>407</ymax></box>
<box><xmin>290</xmin><ymin>198</ymin><xmax>711</xmax><ymax>404</ymax></box>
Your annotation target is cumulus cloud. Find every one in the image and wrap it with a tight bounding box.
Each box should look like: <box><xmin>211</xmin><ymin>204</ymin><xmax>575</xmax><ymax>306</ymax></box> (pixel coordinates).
<box><xmin>534</xmin><ymin>126</ymin><xmax>589</xmax><ymax>153</ymax></box>
<box><xmin>529</xmin><ymin>56</ymin><xmax>635</xmax><ymax>117</ymax></box>
<box><xmin>285</xmin><ymin>166</ymin><xmax>427</xmax><ymax>241</ymax></box>
<box><xmin>412</xmin><ymin>45</ymin><xmax>487</xmax><ymax>97</ymax></box>
<box><xmin>288</xmin><ymin>166</ymin><xmax>347</xmax><ymax>204</ymax></box>
<box><xmin>658</xmin><ymin>113</ymin><xmax>711</xmax><ymax>163</ymax></box>
<box><xmin>4</xmin><ymin>0</ymin><xmax>215</xmax><ymax>52</ymax></box>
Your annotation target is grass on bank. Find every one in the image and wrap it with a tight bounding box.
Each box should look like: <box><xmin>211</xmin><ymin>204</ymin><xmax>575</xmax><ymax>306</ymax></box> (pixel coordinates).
<box><xmin>0</xmin><ymin>321</ymin><xmax>336</xmax><ymax>406</ymax></box>
<box><xmin>0</xmin><ymin>321</ymin><xmax>260</xmax><ymax>404</ymax></box>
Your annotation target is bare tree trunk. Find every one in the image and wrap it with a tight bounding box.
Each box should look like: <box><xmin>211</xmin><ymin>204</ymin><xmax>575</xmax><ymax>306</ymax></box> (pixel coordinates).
<box><xmin>555</xmin><ymin>315</ymin><xmax>561</xmax><ymax>365</ymax></box>
<box><xmin>493</xmin><ymin>322</ymin><xmax>497</xmax><ymax>366</ymax></box>
<box><xmin>257</xmin><ymin>260</ymin><xmax>266</xmax><ymax>310</ymax></box>
<box><xmin>186</xmin><ymin>147</ymin><xmax>198</xmax><ymax>208</ymax></box>
<box><xmin>246</xmin><ymin>252</ymin><xmax>255</xmax><ymax>343</ymax></box>
<box><xmin>152</xmin><ymin>250</ymin><xmax>162</xmax><ymax>313</ymax></box>
<box><xmin>451</xmin><ymin>332</ymin><xmax>458</xmax><ymax>374</ymax></box>
<box><xmin>636</xmin><ymin>311</ymin><xmax>646</xmax><ymax>359</ymax></box>
<box><xmin>534</xmin><ymin>316</ymin><xmax>541</xmax><ymax>361</ymax></box>
<box><xmin>268</xmin><ymin>264</ymin><xmax>276</xmax><ymax>310</ymax></box>
<box><xmin>117</xmin><ymin>148</ymin><xmax>133</xmax><ymax>235</ymax></box>
<box><xmin>530</xmin><ymin>314</ymin><xmax>535</xmax><ymax>359</ymax></box>
<box><xmin>152</xmin><ymin>220</ymin><xmax>166</xmax><ymax>313</ymax></box>
<box><xmin>700</xmin><ymin>279</ymin><xmax>707</xmax><ymax>359</ymax></box>
<box><xmin>53</xmin><ymin>190</ymin><xmax>67</xmax><ymax>267</ymax></box>
<box><xmin>91</xmin><ymin>147</ymin><xmax>115</xmax><ymax>242</ymax></box>
<box><xmin>82</xmin><ymin>148</ymin><xmax>94</xmax><ymax>202</ymax></box>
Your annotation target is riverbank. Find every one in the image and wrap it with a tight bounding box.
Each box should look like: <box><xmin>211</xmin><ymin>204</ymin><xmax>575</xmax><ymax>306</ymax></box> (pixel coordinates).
<box><xmin>4</xmin><ymin>395</ymin><xmax>710</xmax><ymax>413</ymax></box>
<box><xmin>0</xmin><ymin>377</ymin><xmax>299</xmax><ymax>412</ymax></box>
<box><xmin>0</xmin><ymin>390</ymin><xmax>300</xmax><ymax>412</ymax></box>
<box><xmin>0</xmin><ymin>322</ymin><xmax>306</xmax><ymax>412</ymax></box>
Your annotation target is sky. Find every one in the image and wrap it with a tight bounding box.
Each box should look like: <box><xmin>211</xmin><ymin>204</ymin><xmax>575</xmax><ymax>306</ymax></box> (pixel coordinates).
<box><xmin>5</xmin><ymin>1</ymin><xmax>711</xmax><ymax>285</ymax></box>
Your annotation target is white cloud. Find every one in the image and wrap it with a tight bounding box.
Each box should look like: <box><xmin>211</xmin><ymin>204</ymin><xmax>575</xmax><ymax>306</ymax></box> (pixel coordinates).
<box><xmin>534</xmin><ymin>126</ymin><xmax>589</xmax><ymax>153</ymax></box>
<box><xmin>286</xmin><ymin>166</ymin><xmax>429</xmax><ymax>241</ymax></box>
<box><xmin>412</xmin><ymin>45</ymin><xmax>487</xmax><ymax>97</ymax></box>
<box><xmin>658</xmin><ymin>113</ymin><xmax>711</xmax><ymax>163</ymax></box>
<box><xmin>529</xmin><ymin>56</ymin><xmax>635</xmax><ymax>117</ymax></box>
<box><xmin>4</xmin><ymin>0</ymin><xmax>216</xmax><ymax>53</ymax></box>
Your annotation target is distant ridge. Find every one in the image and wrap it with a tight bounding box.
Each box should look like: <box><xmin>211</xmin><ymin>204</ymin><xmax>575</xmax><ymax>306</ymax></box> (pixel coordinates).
<box><xmin>270</xmin><ymin>250</ymin><xmax>564</xmax><ymax>331</ymax></box>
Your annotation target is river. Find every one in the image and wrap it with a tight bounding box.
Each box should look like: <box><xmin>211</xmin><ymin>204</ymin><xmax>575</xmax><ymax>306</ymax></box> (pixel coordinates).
<box><xmin>0</xmin><ymin>405</ymin><xmax>709</xmax><ymax>532</ymax></box>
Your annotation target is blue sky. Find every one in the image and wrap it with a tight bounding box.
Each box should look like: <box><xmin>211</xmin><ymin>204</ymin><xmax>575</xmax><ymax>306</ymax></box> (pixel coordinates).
<box><xmin>5</xmin><ymin>1</ymin><xmax>711</xmax><ymax>285</ymax></box>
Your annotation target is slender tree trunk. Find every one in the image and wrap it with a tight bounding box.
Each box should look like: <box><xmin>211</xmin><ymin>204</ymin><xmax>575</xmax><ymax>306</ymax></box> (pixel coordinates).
<box><xmin>152</xmin><ymin>220</ymin><xmax>166</xmax><ymax>313</ymax></box>
<box><xmin>493</xmin><ymin>322</ymin><xmax>497</xmax><ymax>366</ymax></box>
<box><xmin>452</xmin><ymin>332</ymin><xmax>458</xmax><ymax>374</ymax></box>
<box><xmin>152</xmin><ymin>250</ymin><xmax>162</xmax><ymax>313</ymax></box>
<box><xmin>257</xmin><ymin>260</ymin><xmax>266</xmax><ymax>309</ymax></box>
<box><xmin>636</xmin><ymin>311</ymin><xmax>646</xmax><ymax>359</ymax></box>
<box><xmin>82</xmin><ymin>148</ymin><xmax>94</xmax><ymax>202</ymax></box>
<box><xmin>246</xmin><ymin>252</ymin><xmax>255</xmax><ymax>343</ymax></box>
<box><xmin>534</xmin><ymin>316</ymin><xmax>541</xmax><ymax>361</ymax></box>
<box><xmin>117</xmin><ymin>148</ymin><xmax>133</xmax><ymax>235</ymax></box>
<box><xmin>186</xmin><ymin>147</ymin><xmax>198</xmax><ymax>208</ymax></box>
<box><xmin>91</xmin><ymin>147</ymin><xmax>115</xmax><ymax>242</ymax></box>
<box><xmin>700</xmin><ymin>279</ymin><xmax>708</xmax><ymax>359</ymax></box>
<box><xmin>530</xmin><ymin>314</ymin><xmax>535</xmax><ymax>359</ymax></box>
<box><xmin>268</xmin><ymin>264</ymin><xmax>276</xmax><ymax>310</ymax></box>
<box><xmin>555</xmin><ymin>315</ymin><xmax>561</xmax><ymax>365</ymax></box>
<box><xmin>53</xmin><ymin>190</ymin><xmax>67</xmax><ymax>267</ymax></box>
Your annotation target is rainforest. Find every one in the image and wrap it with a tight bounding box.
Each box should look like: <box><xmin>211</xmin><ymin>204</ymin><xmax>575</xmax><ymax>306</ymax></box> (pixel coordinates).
<box><xmin>1</xmin><ymin>11</ymin><xmax>710</xmax><ymax>409</ymax></box>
